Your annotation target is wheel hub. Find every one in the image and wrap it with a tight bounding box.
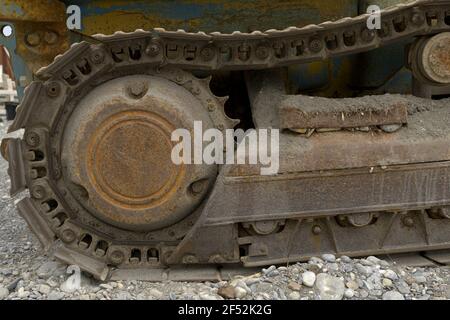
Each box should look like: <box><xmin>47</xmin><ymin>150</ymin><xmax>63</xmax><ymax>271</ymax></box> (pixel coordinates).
<box><xmin>62</xmin><ymin>74</ymin><xmax>217</xmax><ymax>231</ymax></box>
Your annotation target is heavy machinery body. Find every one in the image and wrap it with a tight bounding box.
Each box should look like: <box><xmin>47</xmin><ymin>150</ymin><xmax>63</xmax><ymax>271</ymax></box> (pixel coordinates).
<box><xmin>1</xmin><ymin>0</ymin><xmax>450</xmax><ymax>280</ymax></box>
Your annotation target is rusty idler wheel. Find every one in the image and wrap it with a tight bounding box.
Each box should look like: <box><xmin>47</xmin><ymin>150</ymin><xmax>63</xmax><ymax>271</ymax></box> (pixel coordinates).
<box><xmin>62</xmin><ymin>74</ymin><xmax>217</xmax><ymax>231</ymax></box>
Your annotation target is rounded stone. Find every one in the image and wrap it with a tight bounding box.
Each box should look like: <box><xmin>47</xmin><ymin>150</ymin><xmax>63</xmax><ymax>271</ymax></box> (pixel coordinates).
<box><xmin>382</xmin><ymin>290</ymin><xmax>405</xmax><ymax>300</ymax></box>
<box><xmin>302</xmin><ymin>271</ymin><xmax>316</xmax><ymax>287</ymax></box>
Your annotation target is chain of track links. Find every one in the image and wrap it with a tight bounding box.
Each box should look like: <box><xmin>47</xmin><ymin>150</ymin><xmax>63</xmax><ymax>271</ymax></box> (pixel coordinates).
<box><xmin>12</xmin><ymin>69</ymin><xmax>236</xmax><ymax>279</ymax></box>
<box><xmin>34</xmin><ymin>0</ymin><xmax>450</xmax><ymax>79</ymax></box>
<box><xmin>9</xmin><ymin>0</ymin><xmax>450</xmax><ymax>280</ymax></box>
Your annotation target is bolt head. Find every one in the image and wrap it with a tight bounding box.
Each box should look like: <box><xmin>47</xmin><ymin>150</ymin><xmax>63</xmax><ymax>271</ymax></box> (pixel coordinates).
<box><xmin>309</xmin><ymin>38</ymin><xmax>323</xmax><ymax>53</ymax></box>
<box><xmin>128</xmin><ymin>82</ymin><xmax>148</xmax><ymax>98</ymax></box>
<box><xmin>26</xmin><ymin>32</ymin><xmax>41</xmax><ymax>47</ymax></box>
<box><xmin>109</xmin><ymin>250</ymin><xmax>125</xmax><ymax>265</ymax></box>
<box><xmin>25</xmin><ymin>131</ymin><xmax>40</xmax><ymax>147</ymax></box>
<box><xmin>403</xmin><ymin>217</ymin><xmax>414</xmax><ymax>227</ymax></box>
<box><xmin>61</xmin><ymin>229</ymin><xmax>76</xmax><ymax>243</ymax></box>
<box><xmin>256</xmin><ymin>46</ymin><xmax>270</xmax><ymax>59</ymax></box>
<box><xmin>90</xmin><ymin>49</ymin><xmax>105</xmax><ymax>64</ymax></box>
<box><xmin>31</xmin><ymin>185</ymin><xmax>46</xmax><ymax>199</ymax></box>
<box><xmin>312</xmin><ymin>225</ymin><xmax>322</xmax><ymax>235</ymax></box>
<box><xmin>44</xmin><ymin>31</ymin><xmax>58</xmax><ymax>45</ymax></box>
<box><xmin>200</xmin><ymin>46</ymin><xmax>215</xmax><ymax>61</ymax></box>
<box><xmin>146</xmin><ymin>43</ymin><xmax>161</xmax><ymax>57</ymax></box>
<box><xmin>46</xmin><ymin>81</ymin><xmax>61</xmax><ymax>98</ymax></box>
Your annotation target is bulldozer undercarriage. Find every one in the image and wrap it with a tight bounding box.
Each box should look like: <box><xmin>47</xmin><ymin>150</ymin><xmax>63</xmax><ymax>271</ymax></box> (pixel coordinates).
<box><xmin>3</xmin><ymin>0</ymin><xmax>450</xmax><ymax>280</ymax></box>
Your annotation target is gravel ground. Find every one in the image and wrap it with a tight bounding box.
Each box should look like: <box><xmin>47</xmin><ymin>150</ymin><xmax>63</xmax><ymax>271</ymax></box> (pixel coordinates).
<box><xmin>0</xmin><ymin>120</ymin><xmax>449</xmax><ymax>300</ymax></box>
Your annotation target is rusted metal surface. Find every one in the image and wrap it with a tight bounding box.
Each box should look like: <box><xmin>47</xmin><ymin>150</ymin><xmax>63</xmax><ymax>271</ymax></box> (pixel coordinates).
<box><xmin>62</xmin><ymin>73</ymin><xmax>225</xmax><ymax>231</ymax></box>
<box><xmin>411</xmin><ymin>32</ymin><xmax>450</xmax><ymax>84</ymax></box>
<box><xmin>280</xmin><ymin>95</ymin><xmax>408</xmax><ymax>130</ymax></box>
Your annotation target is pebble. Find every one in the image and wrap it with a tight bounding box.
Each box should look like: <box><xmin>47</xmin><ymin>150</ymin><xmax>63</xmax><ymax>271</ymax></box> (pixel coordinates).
<box><xmin>396</xmin><ymin>280</ymin><xmax>411</xmax><ymax>295</ymax></box>
<box><xmin>218</xmin><ymin>286</ymin><xmax>235</xmax><ymax>299</ymax></box>
<box><xmin>288</xmin><ymin>281</ymin><xmax>301</xmax><ymax>291</ymax></box>
<box><xmin>382</xmin><ymin>291</ymin><xmax>405</xmax><ymax>300</ymax></box>
<box><xmin>315</xmin><ymin>273</ymin><xmax>345</xmax><ymax>300</ymax></box>
<box><xmin>383</xmin><ymin>270</ymin><xmax>398</xmax><ymax>281</ymax></box>
<box><xmin>234</xmin><ymin>286</ymin><xmax>247</xmax><ymax>299</ymax></box>
<box><xmin>47</xmin><ymin>291</ymin><xmax>65</xmax><ymax>300</ymax></box>
<box><xmin>17</xmin><ymin>287</ymin><xmax>29</xmax><ymax>298</ymax></box>
<box><xmin>344</xmin><ymin>288</ymin><xmax>355</xmax><ymax>299</ymax></box>
<box><xmin>36</xmin><ymin>261</ymin><xmax>64</xmax><ymax>279</ymax></box>
<box><xmin>148</xmin><ymin>288</ymin><xmax>163</xmax><ymax>299</ymax></box>
<box><xmin>262</xmin><ymin>265</ymin><xmax>276</xmax><ymax>275</ymax></box>
<box><xmin>38</xmin><ymin>284</ymin><xmax>51</xmax><ymax>295</ymax></box>
<box><xmin>60</xmin><ymin>278</ymin><xmax>80</xmax><ymax>293</ymax></box>
<box><xmin>302</xmin><ymin>271</ymin><xmax>316</xmax><ymax>287</ymax></box>
<box><xmin>321</xmin><ymin>254</ymin><xmax>336</xmax><ymax>263</ymax></box>
<box><xmin>346</xmin><ymin>280</ymin><xmax>359</xmax><ymax>290</ymax></box>
<box><xmin>413</xmin><ymin>275</ymin><xmax>427</xmax><ymax>283</ymax></box>
<box><xmin>288</xmin><ymin>291</ymin><xmax>300</xmax><ymax>300</ymax></box>
<box><xmin>355</xmin><ymin>264</ymin><xmax>371</xmax><ymax>275</ymax></box>
<box><xmin>382</xmin><ymin>278</ymin><xmax>393</xmax><ymax>287</ymax></box>
<box><xmin>0</xmin><ymin>286</ymin><xmax>9</xmax><ymax>299</ymax></box>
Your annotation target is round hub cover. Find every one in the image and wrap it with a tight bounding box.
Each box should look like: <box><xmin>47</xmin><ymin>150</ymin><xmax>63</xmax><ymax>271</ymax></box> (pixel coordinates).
<box><xmin>62</xmin><ymin>75</ymin><xmax>217</xmax><ymax>231</ymax></box>
<box><xmin>421</xmin><ymin>32</ymin><xmax>450</xmax><ymax>84</ymax></box>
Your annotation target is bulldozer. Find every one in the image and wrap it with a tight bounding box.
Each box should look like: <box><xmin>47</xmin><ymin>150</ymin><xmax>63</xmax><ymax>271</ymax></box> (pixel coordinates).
<box><xmin>0</xmin><ymin>0</ymin><xmax>450</xmax><ymax>281</ymax></box>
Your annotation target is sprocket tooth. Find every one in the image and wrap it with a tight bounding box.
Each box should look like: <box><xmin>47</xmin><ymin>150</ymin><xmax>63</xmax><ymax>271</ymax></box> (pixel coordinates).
<box><xmin>216</xmin><ymin>95</ymin><xmax>229</xmax><ymax>106</ymax></box>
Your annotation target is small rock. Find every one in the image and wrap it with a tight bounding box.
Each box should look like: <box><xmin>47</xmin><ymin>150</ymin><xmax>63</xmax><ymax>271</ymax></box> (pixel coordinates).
<box><xmin>366</xmin><ymin>256</ymin><xmax>381</xmax><ymax>264</ymax></box>
<box><xmin>290</xmin><ymin>267</ymin><xmax>300</xmax><ymax>275</ymax></box>
<box><xmin>355</xmin><ymin>264</ymin><xmax>372</xmax><ymax>275</ymax></box>
<box><xmin>148</xmin><ymin>288</ymin><xmax>163</xmax><ymax>299</ymax></box>
<box><xmin>309</xmin><ymin>257</ymin><xmax>324</xmax><ymax>264</ymax></box>
<box><xmin>327</xmin><ymin>263</ymin><xmax>339</xmax><ymax>272</ymax></box>
<box><xmin>360</xmin><ymin>289</ymin><xmax>369</xmax><ymax>298</ymax></box>
<box><xmin>360</xmin><ymin>259</ymin><xmax>374</xmax><ymax>266</ymax></box>
<box><xmin>60</xmin><ymin>278</ymin><xmax>80</xmax><ymax>293</ymax></box>
<box><xmin>302</xmin><ymin>271</ymin><xmax>316</xmax><ymax>287</ymax></box>
<box><xmin>234</xmin><ymin>286</ymin><xmax>247</xmax><ymax>299</ymax></box>
<box><xmin>288</xmin><ymin>291</ymin><xmax>300</xmax><ymax>300</ymax></box>
<box><xmin>321</xmin><ymin>254</ymin><xmax>336</xmax><ymax>263</ymax></box>
<box><xmin>346</xmin><ymin>280</ymin><xmax>359</xmax><ymax>290</ymax></box>
<box><xmin>47</xmin><ymin>291</ymin><xmax>65</xmax><ymax>300</ymax></box>
<box><xmin>383</xmin><ymin>270</ymin><xmax>398</xmax><ymax>281</ymax></box>
<box><xmin>199</xmin><ymin>292</ymin><xmax>220</xmax><ymax>300</ymax></box>
<box><xmin>218</xmin><ymin>286</ymin><xmax>235</xmax><ymax>299</ymax></box>
<box><xmin>315</xmin><ymin>273</ymin><xmax>345</xmax><ymax>300</ymax></box>
<box><xmin>99</xmin><ymin>283</ymin><xmax>113</xmax><ymax>290</ymax></box>
<box><xmin>262</xmin><ymin>265</ymin><xmax>276</xmax><ymax>275</ymax></box>
<box><xmin>382</xmin><ymin>291</ymin><xmax>405</xmax><ymax>300</ymax></box>
<box><xmin>340</xmin><ymin>256</ymin><xmax>352</xmax><ymax>263</ymax></box>
<box><xmin>344</xmin><ymin>289</ymin><xmax>354</xmax><ymax>299</ymax></box>
<box><xmin>6</xmin><ymin>278</ymin><xmax>22</xmax><ymax>291</ymax></box>
<box><xmin>38</xmin><ymin>284</ymin><xmax>51</xmax><ymax>295</ymax></box>
<box><xmin>396</xmin><ymin>280</ymin><xmax>411</xmax><ymax>295</ymax></box>
<box><xmin>36</xmin><ymin>261</ymin><xmax>64</xmax><ymax>279</ymax></box>
<box><xmin>288</xmin><ymin>281</ymin><xmax>301</xmax><ymax>291</ymax></box>
<box><xmin>382</xmin><ymin>278</ymin><xmax>393</xmax><ymax>287</ymax></box>
<box><xmin>0</xmin><ymin>286</ymin><xmax>9</xmax><ymax>299</ymax></box>
<box><xmin>17</xmin><ymin>287</ymin><xmax>29</xmax><ymax>298</ymax></box>
<box><xmin>413</xmin><ymin>275</ymin><xmax>427</xmax><ymax>283</ymax></box>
